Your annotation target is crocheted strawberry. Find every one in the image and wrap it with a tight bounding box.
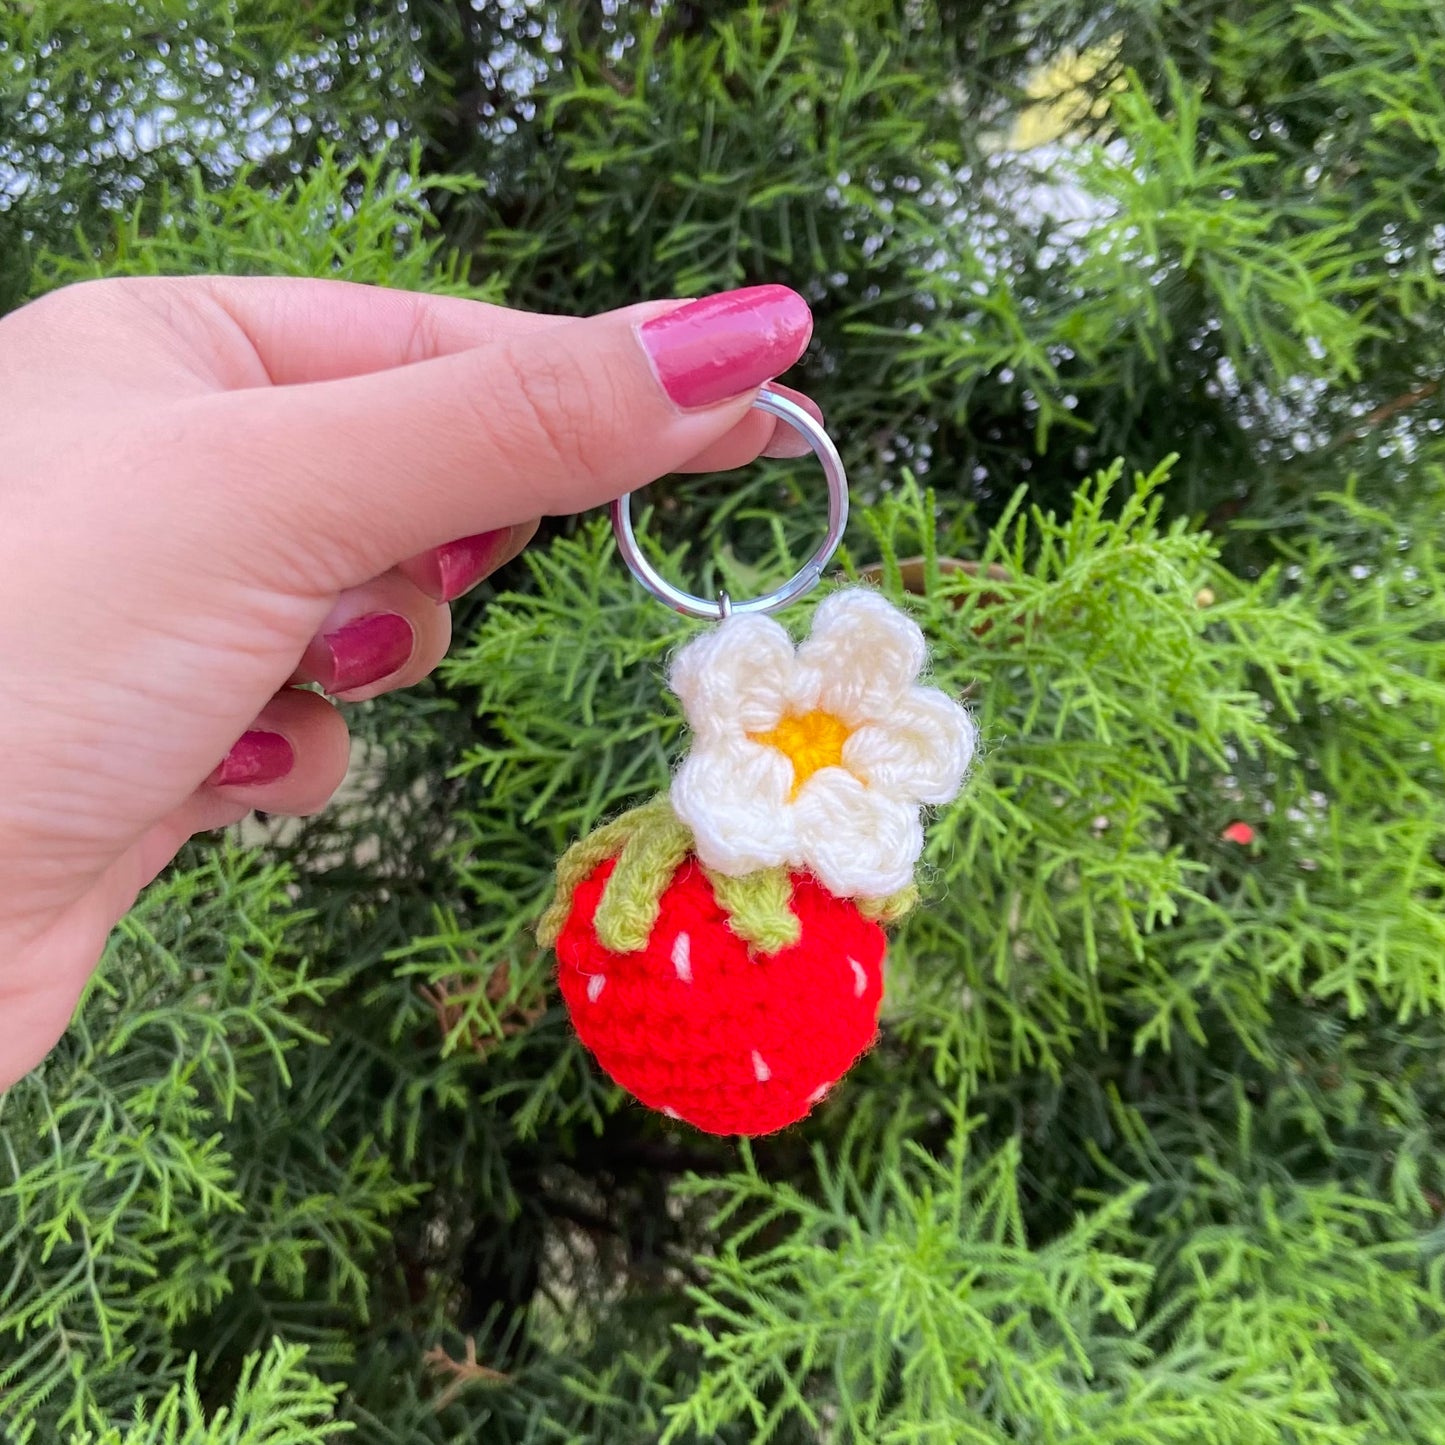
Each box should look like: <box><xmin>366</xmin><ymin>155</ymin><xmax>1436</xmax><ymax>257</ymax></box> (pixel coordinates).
<box><xmin>555</xmin><ymin>852</ymin><xmax>885</xmax><ymax>1136</ymax></box>
<box><xmin>538</xmin><ymin>589</ymin><xmax>977</xmax><ymax>1137</ymax></box>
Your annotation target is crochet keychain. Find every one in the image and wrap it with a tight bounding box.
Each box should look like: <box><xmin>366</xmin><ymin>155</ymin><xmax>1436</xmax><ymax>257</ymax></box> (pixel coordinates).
<box><xmin>537</xmin><ymin>389</ymin><xmax>976</xmax><ymax>1136</ymax></box>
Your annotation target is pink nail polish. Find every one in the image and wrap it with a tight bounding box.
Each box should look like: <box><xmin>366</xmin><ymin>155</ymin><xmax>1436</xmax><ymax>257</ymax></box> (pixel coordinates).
<box><xmin>638</xmin><ymin>285</ymin><xmax>813</xmax><ymax>410</ymax></box>
<box><xmin>210</xmin><ymin>730</ymin><xmax>294</xmax><ymax>787</ymax></box>
<box><xmin>430</xmin><ymin>528</ymin><xmax>512</xmax><ymax>602</ymax></box>
<box><xmin>320</xmin><ymin>612</ymin><xmax>414</xmax><ymax>692</ymax></box>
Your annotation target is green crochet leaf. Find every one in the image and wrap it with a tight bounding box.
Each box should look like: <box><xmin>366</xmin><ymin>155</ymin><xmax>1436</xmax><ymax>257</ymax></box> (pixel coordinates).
<box><xmin>538</xmin><ymin>796</ymin><xmax>919</xmax><ymax>956</ymax></box>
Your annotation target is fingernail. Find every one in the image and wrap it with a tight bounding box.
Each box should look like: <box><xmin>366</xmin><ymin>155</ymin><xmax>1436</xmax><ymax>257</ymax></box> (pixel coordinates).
<box><xmin>210</xmin><ymin>730</ymin><xmax>294</xmax><ymax>787</ymax></box>
<box><xmin>762</xmin><ymin>428</ymin><xmax>815</xmax><ymax>459</ymax></box>
<box><xmin>762</xmin><ymin>393</ymin><xmax>826</xmax><ymax>458</ymax></box>
<box><xmin>427</xmin><ymin>528</ymin><xmax>513</xmax><ymax>603</ymax></box>
<box><xmin>319</xmin><ymin>612</ymin><xmax>414</xmax><ymax>692</ymax></box>
<box><xmin>638</xmin><ymin>285</ymin><xmax>813</xmax><ymax>410</ymax></box>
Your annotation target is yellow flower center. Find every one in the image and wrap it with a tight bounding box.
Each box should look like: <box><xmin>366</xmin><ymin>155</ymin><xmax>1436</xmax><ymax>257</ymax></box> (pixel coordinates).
<box><xmin>750</xmin><ymin>709</ymin><xmax>852</xmax><ymax>799</ymax></box>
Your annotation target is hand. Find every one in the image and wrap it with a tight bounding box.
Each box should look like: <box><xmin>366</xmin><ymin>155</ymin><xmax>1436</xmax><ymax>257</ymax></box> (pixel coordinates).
<box><xmin>0</xmin><ymin>276</ymin><xmax>817</xmax><ymax>1088</ymax></box>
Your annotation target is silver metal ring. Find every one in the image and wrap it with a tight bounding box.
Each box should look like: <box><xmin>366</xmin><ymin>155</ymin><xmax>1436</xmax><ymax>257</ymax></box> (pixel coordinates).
<box><xmin>610</xmin><ymin>386</ymin><xmax>849</xmax><ymax>621</ymax></box>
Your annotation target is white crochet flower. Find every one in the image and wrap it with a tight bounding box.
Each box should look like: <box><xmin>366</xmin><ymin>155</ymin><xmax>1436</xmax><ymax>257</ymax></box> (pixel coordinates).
<box><xmin>668</xmin><ymin>589</ymin><xmax>976</xmax><ymax>899</ymax></box>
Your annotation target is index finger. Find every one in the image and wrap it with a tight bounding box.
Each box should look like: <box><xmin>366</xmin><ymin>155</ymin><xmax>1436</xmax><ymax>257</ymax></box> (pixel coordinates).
<box><xmin>146</xmin><ymin>277</ymin><xmax>817</xmax><ymax>466</ymax></box>
<box><xmin>179</xmin><ymin>287</ymin><xmax>816</xmax><ymax>589</ymax></box>
<box><xmin>182</xmin><ymin>276</ymin><xmax>573</xmax><ymax>385</ymax></box>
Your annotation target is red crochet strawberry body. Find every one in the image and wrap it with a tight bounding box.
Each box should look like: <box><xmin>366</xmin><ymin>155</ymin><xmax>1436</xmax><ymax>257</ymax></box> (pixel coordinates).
<box><xmin>556</xmin><ymin>855</ymin><xmax>886</xmax><ymax>1136</ymax></box>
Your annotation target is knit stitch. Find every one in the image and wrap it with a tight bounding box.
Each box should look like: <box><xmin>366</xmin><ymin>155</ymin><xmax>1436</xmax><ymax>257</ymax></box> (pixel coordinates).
<box><xmin>591</xmin><ymin>806</ymin><xmax>693</xmax><ymax>953</ymax></box>
<box><xmin>750</xmin><ymin>709</ymin><xmax>851</xmax><ymax>798</ymax></box>
<box><xmin>704</xmin><ymin>864</ymin><xmax>802</xmax><ymax>953</ymax></box>
<box><xmin>540</xmin><ymin>796</ymin><xmax>921</xmax><ymax>960</ymax></box>
<box><xmin>668</xmin><ymin>588</ymin><xmax>976</xmax><ymax>899</ymax></box>
<box><xmin>556</xmin><ymin>854</ymin><xmax>886</xmax><ymax>1135</ymax></box>
<box><xmin>541</xmin><ymin>587</ymin><xmax>969</xmax><ymax>1135</ymax></box>
<box><xmin>537</xmin><ymin>796</ymin><xmax>679</xmax><ymax>948</ymax></box>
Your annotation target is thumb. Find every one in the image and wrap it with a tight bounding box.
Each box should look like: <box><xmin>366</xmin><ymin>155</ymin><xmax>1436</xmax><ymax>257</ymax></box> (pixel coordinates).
<box><xmin>193</xmin><ymin>285</ymin><xmax>813</xmax><ymax>589</ymax></box>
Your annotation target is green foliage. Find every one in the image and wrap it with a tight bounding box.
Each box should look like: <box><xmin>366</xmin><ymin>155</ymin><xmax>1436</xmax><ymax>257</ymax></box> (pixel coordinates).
<box><xmin>0</xmin><ymin>0</ymin><xmax>427</xmax><ymax>305</ymax></box>
<box><xmin>68</xmin><ymin>1345</ymin><xmax>345</xmax><ymax>1445</ymax></box>
<box><xmin>0</xmin><ymin>851</ymin><xmax>419</xmax><ymax>1439</ymax></box>
<box><xmin>37</xmin><ymin>145</ymin><xmax>501</xmax><ymax>300</ymax></box>
<box><xmin>5</xmin><ymin>1</ymin><xmax>1445</xmax><ymax>1441</ymax></box>
<box><xmin>664</xmin><ymin>1120</ymin><xmax>1155</xmax><ymax>1444</ymax></box>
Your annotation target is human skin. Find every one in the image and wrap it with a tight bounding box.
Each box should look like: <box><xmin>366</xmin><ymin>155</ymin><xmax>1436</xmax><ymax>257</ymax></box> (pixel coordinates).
<box><xmin>0</xmin><ymin>276</ymin><xmax>818</xmax><ymax>1089</ymax></box>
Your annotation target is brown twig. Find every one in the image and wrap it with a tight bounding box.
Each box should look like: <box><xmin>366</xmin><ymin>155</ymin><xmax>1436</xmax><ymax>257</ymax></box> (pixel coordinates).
<box><xmin>1325</xmin><ymin>379</ymin><xmax>1440</xmax><ymax>453</ymax></box>
<box><xmin>420</xmin><ymin>957</ymin><xmax>545</xmax><ymax>1059</ymax></box>
<box><xmin>423</xmin><ymin>1336</ymin><xmax>510</xmax><ymax>1412</ymax></box>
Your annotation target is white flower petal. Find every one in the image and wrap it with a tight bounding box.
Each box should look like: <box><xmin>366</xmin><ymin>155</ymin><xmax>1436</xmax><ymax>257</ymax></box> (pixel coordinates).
<box><xmin>795</xmin><ymin>589</ymin><xmax>928</xmax><ymax>725</ymax></box>
<box><xmin>790</xmin><ymin>768</ymin><xmax>922</xmax><ymax>897</ymax></box>
<box><xmin>668</xmin><ymin>614</ymin><xmax>795</xmax><ymax>741</ymax></box>
<box><xmin>671</xmin><ymin>738</ymin><xmax>798</xmax><ymax>877</ymax></box>
<box><xmin>842</xmin><ymin>686</ymin><xmax>977</xmax><ymax>804</ymax></box>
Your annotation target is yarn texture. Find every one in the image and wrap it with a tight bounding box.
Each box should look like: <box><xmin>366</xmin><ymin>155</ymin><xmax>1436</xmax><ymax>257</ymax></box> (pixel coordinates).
<box><xmin>556</xmin><ymin>855</ymin><xmax>886</xmax><ymax>1136</ymax></box>
<box><xmin>537</xmin><ymin>798</ymin><xmax>913</xmax><ymax>957</ymax></box>
<box><xmin>540</xmin><ymin>587</ymin><xmax>975</xmax><ymax>1136</ymax></box>
<box><xmin>668</xmin><ymin>588</ymin><xmax>976</xmax><ymax>898</ymax></box>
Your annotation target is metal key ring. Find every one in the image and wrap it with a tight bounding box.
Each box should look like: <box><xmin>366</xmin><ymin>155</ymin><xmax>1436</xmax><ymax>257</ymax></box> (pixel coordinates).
<box><xmin>610</xmin><ymin>385</ymin><xmax>849</xmax><ymax>621</ymax></box>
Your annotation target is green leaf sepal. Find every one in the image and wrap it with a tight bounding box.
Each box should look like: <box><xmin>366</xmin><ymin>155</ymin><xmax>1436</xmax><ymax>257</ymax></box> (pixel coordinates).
<box><xmin>536</xmin><ymin>795</ymin><xmax>919</xmax><ymax>956</ymax></box>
